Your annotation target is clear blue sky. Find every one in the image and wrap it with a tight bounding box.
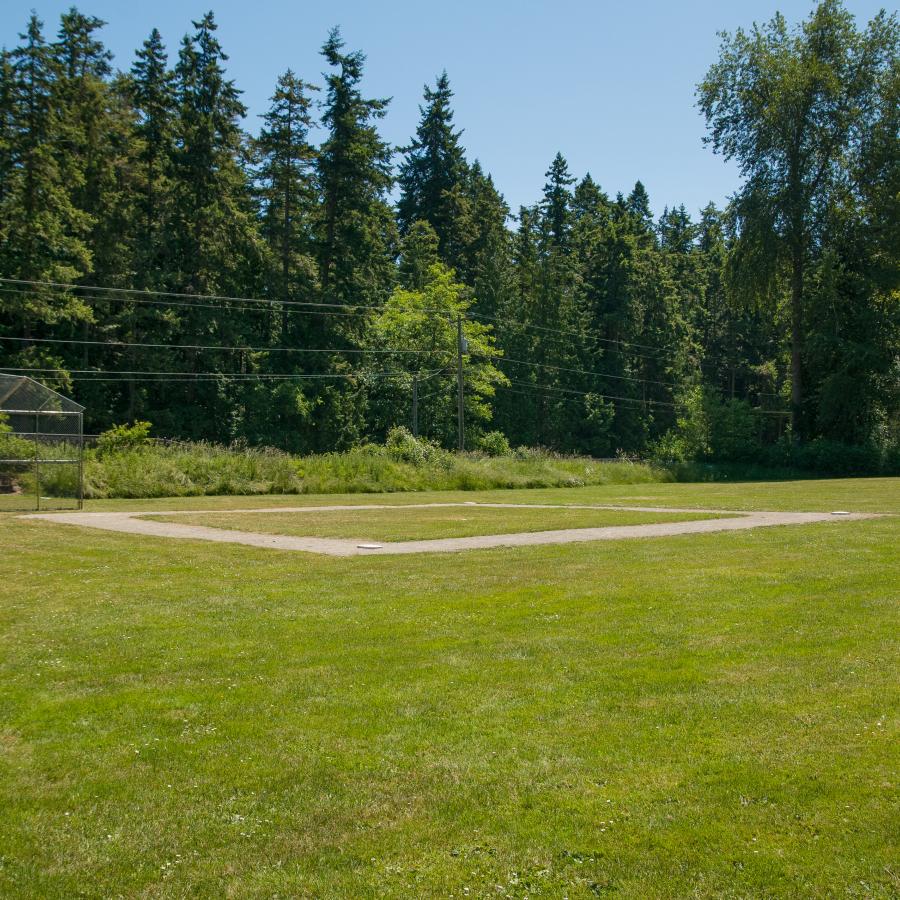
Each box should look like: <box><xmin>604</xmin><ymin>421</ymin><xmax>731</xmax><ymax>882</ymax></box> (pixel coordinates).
<box><xmin>1</xmin><ymin>0</ymin><xmax>889</xmax><ymax>219</ymax></box>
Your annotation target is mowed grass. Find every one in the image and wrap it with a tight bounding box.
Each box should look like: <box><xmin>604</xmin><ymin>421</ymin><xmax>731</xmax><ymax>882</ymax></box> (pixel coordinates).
<box><xmin>144</xmin><ymin>505</ymin><xmax>724</xmax><ymax>542</ymax></box>
<box><xmin>79</xmin><ymin>474</ymin><xmax>900</xmax><ymax>514</ymax></box>
<box><xmin>0</xmin><ymin>493</ymin><xmax>80</xmax><ymax>513</ymax></box>
<box><xmin>0</xmin><ymin>477</ymin><xmax>898</xmax><ymax>897</ymax></box>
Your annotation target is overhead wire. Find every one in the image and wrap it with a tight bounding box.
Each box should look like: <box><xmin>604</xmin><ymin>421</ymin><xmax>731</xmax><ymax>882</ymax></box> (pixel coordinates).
<box><xmin>2</xmin><ymin>279</ymin><xmax>788</xmax><ymax>374</ymax></box>
<box><xmin>500</xmin><ymin>377</ymin><xmax>677</xmax><ymax>409</ymax></box>
<box><xmin>0</xmin><ymin>334</ymin><xmax>445</xmax><ymax>356</ymax></box>
<box><xmin>0</xmin><ymin>366</ymin><xmax>415</xmax><ymax>381</ymax></box>
<box><xmin>1</xmin><ymin>279</ymin><xmax>789</xmax><ymax>406</ymax></box>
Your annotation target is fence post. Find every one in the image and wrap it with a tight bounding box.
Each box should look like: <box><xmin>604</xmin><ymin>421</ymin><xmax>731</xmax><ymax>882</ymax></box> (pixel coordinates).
<box><xmin>34</xmin><ymin>410</ymin><xmax>40</xmax><ymax>512</ymax></box>
<box><xmin>456</xmin><ymin>314</ymin><xmax>465</xmax><ymax>452</ymax></box>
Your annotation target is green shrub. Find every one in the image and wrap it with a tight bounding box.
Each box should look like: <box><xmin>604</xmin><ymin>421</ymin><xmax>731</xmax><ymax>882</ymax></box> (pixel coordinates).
<box><xmin>0</xmin><ymin>430</ymin><xmax>35</xmax><ymax>462</ymax></box>
<box><xmin>384</xmin><ymin>426</ymin><xmax>447</xmax><ymax>466</ymax></box>
<box><xmin>478</xmin><ymin>430</ymin><xmax>511</xmax><ymax>457</ymax></box>
<box><xmin>95</xmin><ymin>421</ymin><xmax>152</xmax><ymax>457</ymax></box>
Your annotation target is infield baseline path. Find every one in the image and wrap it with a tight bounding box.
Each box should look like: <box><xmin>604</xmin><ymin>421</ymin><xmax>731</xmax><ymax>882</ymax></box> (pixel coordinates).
<box><xmin>22</xmin><ymin>502</ymin><xmax>877</xmax><ymax>557</ymax></box>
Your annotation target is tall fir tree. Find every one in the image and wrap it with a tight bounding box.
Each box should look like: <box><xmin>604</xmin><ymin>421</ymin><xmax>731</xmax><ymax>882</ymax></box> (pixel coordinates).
<box><xmin>455</xmin><ymin>161</ymin><xmax>512</xmax><ymax>318</ymax></box>
<box><xmin>53</xmin><ymin>9</ymin><xmax>137</xmax><ymax>289</ymax></box>
<box><xmin>316</xmin><ymin>27</ymin><xmax>395</xmax><ymax>311</ymax></box>
<box><xmin>398</xmin><ymin>220</ymin><xmax>441</xmax><ymax>290</ymax></box>
<box><xmin>164</xmin><ymin>11</ymin><xmax>264</xmax><ymax>439</ymax></box>
<box><xmin>242</xmin><ymin>70</ymin><xmax>320</xmax><ymax>448</ymax></box>
<box><xmin>129</xmin><ymin>28</ymin><xmax>176</xmax><ymax>289</ymax></box>
<box><xmin>171</xmin><ymin>11</ymin><xmax>261</xmax><ymax>297</ymax></box>
<box><xmin>52</xmin><ymin>9</ymin><xmax>112</xmax><ymax>218</ymax></box>
<box><xmin>625</xmin><ymin>180</ymin><xmax>653</xmax><ymax>236</ymax></box>
<box><xmin>314</xmin><ymin>27</ymin><xmax>396</xmax><ymax>448</ymax></box>
<box><xmin>255</xmin><ymin>69</ymin><xmax>318</xmax><ymax>302</ymax></box>
<box><xmin>397</xmin><ymin>72</ymin><xmax>469</xmax><ymax>267</ymax></box>
<box><xmin>540</xmin><ymin>152</ymin><xmax>576</xmax><ymax>249</ymax></box>
<box><xmin>0</xmin><ymin>50</ymin><xmax>15</xmax><ymax>215</ymax></box>
<box><xmin>0</xmin><ymin>14</ymin><xmax>91</xmax><ymax>339</ymax></box>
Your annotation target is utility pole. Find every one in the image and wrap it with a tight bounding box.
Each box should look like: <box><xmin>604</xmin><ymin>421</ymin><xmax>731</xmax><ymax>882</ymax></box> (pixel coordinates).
<box><xmin>456</xmin><ymin>314</ymin><xmax>466</xmax><ymax>452</ymax></box>
<box><xmin>412</xmin><ymin>375</ymin><xmax>419</xmax><ymax>437</ymax></box>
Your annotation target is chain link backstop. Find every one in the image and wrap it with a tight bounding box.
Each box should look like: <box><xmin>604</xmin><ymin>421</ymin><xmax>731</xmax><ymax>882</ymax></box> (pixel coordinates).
<box><xmin>0</xmin><ymin>374</ymin><xmax>84</xmax><ymax>512</ymax></box>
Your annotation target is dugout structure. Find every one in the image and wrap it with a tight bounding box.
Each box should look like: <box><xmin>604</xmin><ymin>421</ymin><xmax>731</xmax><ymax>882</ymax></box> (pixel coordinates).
<box><xmin>0</xmin><ymin>374</ymin><xmax>84</xmax><ymax>511</ymax></box>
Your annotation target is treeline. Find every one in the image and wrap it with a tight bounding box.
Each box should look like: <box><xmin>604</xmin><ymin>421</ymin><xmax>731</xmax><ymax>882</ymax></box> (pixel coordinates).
<box><xmin>0</xmin><ymin>3</ymin><xmax>897</xmax><ymax>464</ymax></box>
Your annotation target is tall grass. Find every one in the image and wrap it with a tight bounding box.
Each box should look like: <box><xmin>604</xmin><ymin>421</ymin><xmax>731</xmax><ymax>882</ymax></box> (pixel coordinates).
<box><xmin>81</xmin><ymin>439</ymin><xmax>670</xmax><ymax>499</ymax></box>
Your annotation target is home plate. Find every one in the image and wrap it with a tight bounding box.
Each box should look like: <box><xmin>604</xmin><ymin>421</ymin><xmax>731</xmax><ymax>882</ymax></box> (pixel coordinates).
<box><xmin>357</xmin><ymin>543</ymin><xmax>383</xmax><ymax>550</ymax></box>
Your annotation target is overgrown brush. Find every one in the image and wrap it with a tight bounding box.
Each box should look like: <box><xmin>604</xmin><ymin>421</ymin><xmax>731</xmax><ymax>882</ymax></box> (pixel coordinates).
<box><xmin>82</xmin><ymin>427</ymin><xmax>669</xmax><ymax>499</ymax></box>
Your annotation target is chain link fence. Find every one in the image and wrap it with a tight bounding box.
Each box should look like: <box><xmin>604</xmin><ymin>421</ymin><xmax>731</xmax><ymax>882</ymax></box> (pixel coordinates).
<box><xmin>0</xmin><ymin>374</ymin><xmax>84</xmax><ymax>511</ymax></box>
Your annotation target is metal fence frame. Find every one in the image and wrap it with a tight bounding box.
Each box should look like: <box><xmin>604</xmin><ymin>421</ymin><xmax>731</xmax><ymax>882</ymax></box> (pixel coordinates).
<box><xmin>0</xmin><ymin>374</ymin><xmax>84</xmax><ymax>511</ymax></box>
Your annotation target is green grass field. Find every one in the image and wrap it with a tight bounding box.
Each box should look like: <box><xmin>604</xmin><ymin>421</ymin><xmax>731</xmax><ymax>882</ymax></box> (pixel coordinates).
<box><xmin>76</xmin><ymin>474</ymin><xmax>900</xmax><ymax>514</ymax></box>
<box><xmin>144</xmin><ymin>505</ymin><xmax>723</xmax><ymax>542</ymax></box>
<box><xmin>0</xmin><ymin>493</ymin><xmax>80</xmax><ymax>512</ymax></box>
<box><xmin>1</xmin><ymin>477</ymin><xmax>898</xmax><ymax>897</ymax></box>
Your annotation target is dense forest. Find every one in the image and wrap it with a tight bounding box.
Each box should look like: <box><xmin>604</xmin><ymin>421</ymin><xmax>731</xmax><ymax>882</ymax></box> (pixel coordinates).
<box><xmin>0</xmin><ymin>1</ymin><xmax>897</xmax><ymax>467</ymax></box>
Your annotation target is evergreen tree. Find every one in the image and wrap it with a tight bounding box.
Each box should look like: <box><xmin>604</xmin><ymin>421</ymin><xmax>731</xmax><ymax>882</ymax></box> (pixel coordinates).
<box><xmin>164</xmin><ymin>12</ymin><xmax>264</xmax><ymax>439</ymax></box>
<box><xmin>561</xmin><ymin>174</ymin><xmax>620</xmax><ymax>454</ymax></box>
<box><xmin>625</xmin><ymin>180</ymin><xmax>653</xmax><ymax>234</ymax></box>
<box><xmin>129</xmin><ymin>28</ymin><xmax>176</xmax><ymax>289</ymax></box>
<box><xmin>256</xmin><ymin>69</ymin><xmax>318</xmax><ymax>300</ymax></box>
<box><xmin>243</xmin><ymin>70</ymin><xmax>319</xmax><ymax>448</ymax></box>
<box><xmin>528</xmin><ymin>153</ymin><xmax>578</xmax><ymax>446</ymax></box>
<box><xmin>314</xmin><ymin>27</ymin><xmax>396</xmax><ymax>447</ymax></box>
<box><xmin>52</xmin><ymin>9</ymin><xmax>137</xmax><ymax>292</ymax></box>
<box><xmin>52</xmin><ymin>9</ymin><xmax>112</xmax><ymax>217</ymax></box>
<box><xmin>0</xmin><ymin>50</ymin><xmax>15</xmax><ymax>215</ymax></box>
<box><xmin>316</xmin><ymin>27</ymin><xmax>395</xmax><ymax>311</ymax></box>
<box><xmin>397</xmin><ymin>71</ymin><xmax>469</xmax><ymax>267</ymax></box>
<box><xmin>0</xmin><ymin>14</ymin><xmax>93</xmax><ymax>396</ymax></box>
<box><xmin>454</xmin><ymin>161</ymin><xmax>511</xmax><ymax>318</ymax></box>
<box><xmin>658</xmin><ymin>205</ymin><xmax>695</xmax><ymax>254</ymax></box>
<box><xmin>0</xmin><ymin>14</ymin><xmax>91</xmax><ymax>308</ymax></box>
<box><xmin>541</xmin><ymin>152</ymin><xmax>576</xmax><ymax>248</ymax></box>
<box><xmin>398</xmin><ymin>220</ymin><xmax>441</xmax><ymax>290</ymax></box>
<box><xmin>492</xmin><ymin>206</ymin><xmax>540</xmax><ymax>446</ymax></box>
<box><xmin>171</xmin><ymin>11</ymin><xmax>261</xmax><ymax>296</ymax></box>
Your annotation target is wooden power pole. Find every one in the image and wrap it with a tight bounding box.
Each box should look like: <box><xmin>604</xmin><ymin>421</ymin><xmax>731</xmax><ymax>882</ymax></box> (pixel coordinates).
<box><xmin>456</xmin><ymin>314</ymin><xmax>466</xmax><ymax>451</ymax></box>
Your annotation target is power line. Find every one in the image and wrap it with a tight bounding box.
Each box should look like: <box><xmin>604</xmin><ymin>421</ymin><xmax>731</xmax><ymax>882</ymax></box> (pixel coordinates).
<box><xmin>0</xmin><ymin>278</ymin><xmax>774</xmax><ymax>368</ymax></box>
<box><xmin>0</xmin><ymin>278</ymin><xmax>458</xmax><ymax>322</ymax></box>
<box><xmin>484</xmin><ymin>353</ymin><xmax>679</xmax><ymax>389</ymax></box>
<box><xmin>0</xmin><ymin>277</ymin><xmax>388</xmax><ymax>312</ymax></box>
<box><xmin>0</xmin><ymin>285</ymin><xmax>368</xmax><ymax>320</ymax></box>
<box><xmin>501</xmin><ymin>377</ymin><xmax>677</xmax><ymax>409</ymax></box>
<box><xmin>486</xmin><ymin>352</ymin><xmax>784</xmax><ymax>400</ymax></box>
<box><xmin>0</xmin><ymin>334</ymin><xmax>446</xmax><ymax>356</ymax></box>
<box><xmin>2</xmin><ymin>279</ymin><xmax>790</xmax><ymax>381</ymax></box>
<box><xmin>474</xmin><ymin>309</ymin><xmax>783</xmax><ymax>356</ymax></box>
<box><xmin>497</xmin><ymin>384</ymin><xmax>623</xmax><ymax>410</ymax></box>
<box><xmin>473</xmin><ymin>310</ymin><xmax>789</xmax><ymax>374</ymax></box>
<box><xmin>472</xmin><ymin>311</ymin><xmax>681</xmax><ymax>356</ymax></box>
<box><xmin>0</xmin><ymin>366</ymin><xmax>412</xmax><ymax>381</ymax></box>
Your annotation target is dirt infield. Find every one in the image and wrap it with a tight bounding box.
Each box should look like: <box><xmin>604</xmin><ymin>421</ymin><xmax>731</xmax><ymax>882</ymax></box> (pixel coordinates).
<box><xmin>22</xmin><ymin>502</ymin><xmax>877</xmax><ymax>556</ymax></box>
